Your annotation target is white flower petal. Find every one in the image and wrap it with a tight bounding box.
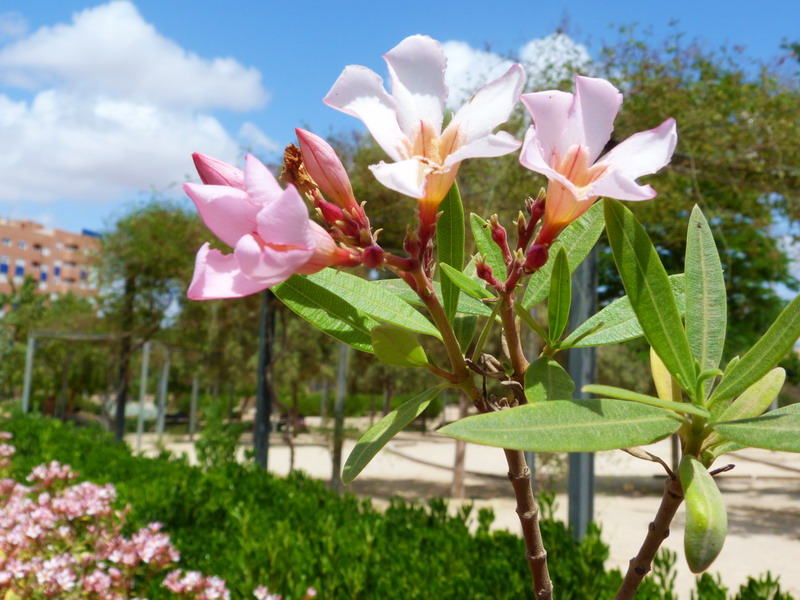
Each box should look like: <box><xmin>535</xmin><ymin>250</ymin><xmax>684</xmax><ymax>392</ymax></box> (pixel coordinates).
<box><xmin>182</xmin><ymin>183</ymin><xmax>257</xmax><ymax>248</ymax></box>
<box><xmin>369</xmin><ymin>159</ymin><xmax>431</xmax><ymax>198</ymax></box>
<box><xmin>447</xmin><ymin>64</ymin><xmax>525</xmax><ymax>144</ymax></box>
<box><xmin>445</xmin><ymin>131</ymin><xmax>521</xmax><ymax>167</ymax></box>
<box><xmin>588</xmin><ymin>169</ymin><xmax>657</xmax><ymax>202</ymax></box>
<box><xmin>520</xmin><ymin>90</ymin><xmax>574</xmax><ymax>163</ymax></box>
<box><xmin>384</xmin><ymin>35</ymin><xmax>447</xmax><ymax>139</ymax></box>
<box><xmin>324</xmin><ymin>65</ymin><xmax>405</xmax><ymax>162</ymax></box>
<box><xmin>244</xmin><ymin>154</ymin><xmax>283</xmax><ymax>205</ymax></box>
<box><xmin>564</xmin><ymin>76</ymin><xmax>623</xmax><ymax>164</ymax></box>
<box><xmin>596</xmin><ymin>118</ymin><xmax>677</xmax><ymax>179</ymax></box>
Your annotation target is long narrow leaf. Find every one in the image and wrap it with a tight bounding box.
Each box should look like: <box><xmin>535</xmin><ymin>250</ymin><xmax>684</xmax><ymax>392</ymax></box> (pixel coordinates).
<box><xmin>561</xmin><ymin>275</ymin><xmax>686</xmax><ymax>349</ymax></box>
<box><xmin>274</xmin><ymin>275</ymin><xmax>377</xmax><ymax>352</ymax></box>
<box><xmin>307</xmin><ymin>270</ymin><xmax>441</xmax><ymax>340</ymax></box>
<box><xmin>547</xmin><ymin>248</ymin><xmax>571</xmax><ymax>341</ymax></box>
<box><xmin>437</xmin><ymin>183</ymin><xmax>465</xmax><ymax>323</ymax></box>
<box><xmin>604</xmin><ymin>199</ymin><xmax>696</xmax><ymax>393</ymax></box>
<box><xmin>440</xmin><ymin>263</ymin><xmax>495</xmax><ymax>300</ymax></box>
<box><xmin>375</xmin><ymin>279</ymin><xmax>492</xmax><ymax>317</ymax></box>
<box><xmin>709</xmin><ymin>295</ymin><xmax>800</xmax><ymax>404</ymax></box>
<box><xmin>685</xmin><ymin>206</ymin><xmax>727</xmax><ymax>395</ymax></box>
<box><xmin>439</xmin><ymin>399</ymin><xmax>683</xmax><ymax>452</ymax></box>
<box><xmin>470</xmin><ymin>214</ymin><xmax>507</xmax><ymax>280</ymax></box>
<box><xmin>524</xmin><ymin>357</ymin><xmax>575</xmax><ymax>402</ymax></box>
<box><xmin>712</xmin><ymin>404</ymin><xmax>800</xmax><ymax>452</ymax></box>
<box><xmin>522</xmin><ymin>201</ymin><xmax>604</xmax><ymax>309</ymax></box>
<box><xmin>343</xmin><ymin>385</ymin><xmax>446</xmax><ymax>483</ymax></box>
<box><xmin>583</xmin><ymin>384</ymin><xmax>706</xmax><ymax>418</ymax></box>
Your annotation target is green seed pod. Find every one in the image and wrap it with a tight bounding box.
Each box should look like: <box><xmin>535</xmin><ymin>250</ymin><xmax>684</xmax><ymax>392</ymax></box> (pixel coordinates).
<box><xmin>679</xmin><ymin>456</ymin><xmax>728</xmax><ymax>573</ymax></box>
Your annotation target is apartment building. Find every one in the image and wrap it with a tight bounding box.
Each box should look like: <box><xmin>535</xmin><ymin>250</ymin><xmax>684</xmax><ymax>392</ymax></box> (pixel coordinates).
<box><xmin>0</xmin><ymin>218</ymin><xmax>100</xmax><ymax>297</ymax></box>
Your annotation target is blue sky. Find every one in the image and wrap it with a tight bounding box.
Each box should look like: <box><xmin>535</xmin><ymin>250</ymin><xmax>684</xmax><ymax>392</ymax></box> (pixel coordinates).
<box><xmin>0</xmin><ymin>0</ymin><xmax>797</xmax><ymax>235</ymax></box>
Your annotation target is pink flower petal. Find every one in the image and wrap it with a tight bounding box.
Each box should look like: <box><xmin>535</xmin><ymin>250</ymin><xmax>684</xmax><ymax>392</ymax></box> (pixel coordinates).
<box><xmin>445</xmin><ymin>131</ymin><xmax>521</xmax><ymax>167</ymax></box>
<box><xmin>447</xmin><ymin>64</ymin><xmax>525</xmax><ymax>144</ymax></box>
<box><xmin>518</xmin><ymin>125</ymin><xmax>563</xmax><ymax>181</ymax></box>
<box><xmin>383</xmin><ymin>35</ymin><xmax>446</xmax><ymax>140</ymax></box>
<box><xmin>588</xmin><ymin>169</ymin><xmax>657</xmax><ymax>202</ymax></box>
<box><xmin>244</xmin><ymin>154</ymin><xmax>283</xmax><ymax>206</ymax></box>
<box><xmin>256</xmin><ymin>186</ymin><xmax>315</xmax><ymax>249</ymax></box>
<box><xmin>519</xmin><ymin>90</ymin><xmax>574</xmax><ymax>163</ymax></box>
<box><xmin>187</xmin><ymin>243</ymin><xmax>268</xmax><ymax>300</ymax></box>
<box><xmin>369</xmin><ymin>159</ymin><xmax>431</xmax><ymax>198</ymax></box>
<box><xmin>324</xmin><ymin>65</ymin><xmax>405</xmax><ymax>162</ymax></box>
<box><xmin>564</xmin><ymin>76</ymin><xmax>623</xmax><ymax>164</ymax></box>
<box><xmin>183</xmin><ymin>183</ymin><xmax>257</xmax><ymax>248</ymax></box>
<box><xmin>192</xmin><ymin>153</ymin><xmax>244</xmax><ymax>189</ymax></box>
<box><xmin>596</xmin><ymin>118</ymin><xmax>678</xmax><ymax>179</ymax></box>
<box><xmin>234</xmin><ymin>234</ymin><xmax>310</xmax><ymax>284</ymax></box>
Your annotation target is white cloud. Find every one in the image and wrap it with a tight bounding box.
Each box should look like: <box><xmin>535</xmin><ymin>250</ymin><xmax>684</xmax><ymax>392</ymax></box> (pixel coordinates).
<box><xmin>0</xmin><ymin>2</ymin><xmax>276</xmax><ymax>210</ymax></box>
<box><xmin>0</xmin><ymin>1</ymin><xmax>267</xmax><ymax>110</ymax></box>
<box><xmin>441</xmin><ymin>33</ymin><xmax>593</xmax><ymax>109</ymax></box>
<box><xmin>238</xmin><ymin>122</ymin><xmax>279</xmax><ymax>155</ymax></box>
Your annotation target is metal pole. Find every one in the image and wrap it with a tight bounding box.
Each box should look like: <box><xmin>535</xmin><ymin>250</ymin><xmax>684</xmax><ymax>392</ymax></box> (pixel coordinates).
<box><xmin>136</xmin><ymin>342</ymin><xmax>151</xmax><ymax>451</ymax></box>
<box><xmin>156</xmin><ymin>348</ymin><xmax>170</xmax><ymax>443</ymax></box>
<box><xmin>21</xmin><ymin>335</ymin><xmax>36</xmax><ymax>413</ymax></box>
<box><xmin>254</xmin><ymin>290</ymin><xmax>274</xmax><ymax>469</ymax></box>
<box><xmin>331</xmin><ymin>342</ymin><xmax>351</xmax><ymax>493</ymax></box>
<box><xmin>189</xmin><ymin>375</ymin><xmax>199</xmax><ymax>442</ymax></box>
<box><xmin>567</xmin><ymin>247</ymin><xmax>598</xmax><ymax>540</ymax></box>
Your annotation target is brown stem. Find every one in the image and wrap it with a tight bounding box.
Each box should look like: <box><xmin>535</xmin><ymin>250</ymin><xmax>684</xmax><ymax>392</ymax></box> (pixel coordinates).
<box><xmin>498</xmin><ymin>293</ymin><xmax>529</xmax><ymax>391</ymax></box>
<box><xmin>503</xmin><ymin>447</ymin><xmax>553</xmax><ymax>600</ymax></box>
<box><xmin>615</xmin><ymin>474</ymin><xmax>684</xmax><ymax>600</ymax></box>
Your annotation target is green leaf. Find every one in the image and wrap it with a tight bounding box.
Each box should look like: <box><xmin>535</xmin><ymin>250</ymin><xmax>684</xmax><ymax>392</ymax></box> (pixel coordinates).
<box><xmin>439</xmin><ymin>263</ymin><xmax>495</xmax><ymax>301</ymax></box>
<box><xmin>371</xmin><ymin>325</ymin><xmax>429</xmax><ymax>368</ymax></box>
<box><xmin>470</xmin><ymin>214</ymin><xmax>507</xmax><ymax>280</ymax></box>
<box><xmin>583</xmin><ymin>384</ymin><xmax>706</xmax><ymax>418</ymax></box>
<box><xmin>650</xmin><ymin>346</ymin><xmax>683</xmax><ymax>404</ymax></box>
<box><xmin>439</xmin><ymin>399</ymin><xmax>682</xmax><ymax>452</ymax></box>
<box><xmin>685</xmin><ymin>206</ymin><xmax>727</xmax><ymax>395</ymax></box>
<box><xmin>709</xmin><ymin>295</ymin><xmax>800</xmax><ymax>404</ymax></box>
<box><xmin>604</xmin><ymin>199</ymin><xmax>696</xmax><ymax>393</ymax></box>
<box><xmin>343</xmin><ymin>385</ymin><xmax>446</xmax><ymax>483</ymax></box>
<box><xmin>437</xmin><ymin>183</ymin><xmax>465</xmax><ymax>323</ymax></box>
<box><xmin>704</xmin><ymin>368</ymin><xmax>785</xmax><ymax>448</ymax></box>
<box><xmin>547</xmin><ymin>248</ymin><xmax>571</xmax><ymax>341</ymax></box>
<box><xmin>514</xmin><ymin>303</ymin><xmax>550</xmax><ymax>343</ymax></box>
<box><xmin>522</xmin><ymin>201</ymin><xmax>604</xmax><ymax>309</ymax></box>
<box><xmin>711</xmin><ymin>403</ymin><xmax>800</xmax><ymax>452</ymax></box>
<box><xmin>306</xmin><ymin>270</ymin><xmax>441</xmax><ymax>340</ymax></box>
<box><xmin>454</xmin><ymin>315</ymin><xmax>478</xmax><ymax>349</ymax></box>
<box><xmin>375</xmin><ymin>279</ymin><xmax>492</xmax><ymax>317</ymax></box>
<box><xmin>274</xmin><ymin>275</ymin><xmax>377</xmax><ymax>352</ymax></box>
<box><xmin>524</xmin><ymin>357</ymin><xmax>575</xmax><ymax>402</ymax></box>
<box><xmin>560</xmin><ymin>275</ymin><xmax>685</xmax><ymax>349</ymax></box>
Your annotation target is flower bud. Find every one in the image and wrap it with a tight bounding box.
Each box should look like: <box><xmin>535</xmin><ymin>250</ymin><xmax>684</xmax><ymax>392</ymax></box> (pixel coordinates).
<box><xmin>296</xmin><ymin>128</ymin><xmax>362</xmax><ymax>217</ymax></box>
<box><xmin>192</xmin><ymin>153</ymin><xmax>244</xmax><ymax>189</ymax></box>
<box><xmin>362</xmin><ymin>245</ymin><xmax>385</xmax><ymax>269</ymax></box>
<box><xmin>524</xmin><ymin>244</ymin><xmax>549</xmax><ymax>273</ymax></box>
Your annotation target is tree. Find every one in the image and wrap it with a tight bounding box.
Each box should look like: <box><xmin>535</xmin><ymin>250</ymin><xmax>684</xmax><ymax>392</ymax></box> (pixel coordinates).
<box><xmin>97</xmin><ymin>201</ymin><xmax>208</xmax><ymax>441</ymax></box>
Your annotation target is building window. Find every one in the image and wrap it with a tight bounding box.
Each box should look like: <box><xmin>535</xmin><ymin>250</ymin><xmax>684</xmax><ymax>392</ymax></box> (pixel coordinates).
<box><xmin>54</xmin><ymin>261</ymin><xmax>61</xmax><ymax>283</ymax></box>
<box><xmin>17</xmin><ymin>241</ymin><xmax>26</xmax><ymax>250</ymax></box>
<box><xmin>14</xmin><ymin>259</ymin><xmax>24</xmax><ymax>277</ymax></box>
<box><xmin>42</xmin><ymin>247</ymin><xmax>50</xmax><ymax>256</ymax></box>
<box><xmin>66</xmin><ymin>243</ymin><xmax>79</xmax><ymax>252</ymax></box>
<box><xmin>40</xmin><ymin>265</ymin><xmax>48</xmax><ymax>283</ymax></box>
<box><xmin>1</xmin><ymin>238</ymin><xmax>10</xmax><ymax>246</ymax></box>
<box><xmin>55</xmin><ymin>242</ymin><xmax>64</xmax><ymax>251</ymax></box>
<box><xmin>0</xmin><ymin>256</ymin><xmax>8</xmax><ymax>275</ymax></box>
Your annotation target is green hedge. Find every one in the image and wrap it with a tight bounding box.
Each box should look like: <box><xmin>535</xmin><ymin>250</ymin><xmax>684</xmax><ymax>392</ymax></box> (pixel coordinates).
<box><xmin>3</xmin><ymin>414</ymin><xmax>793</xmax><ymax>600</ymax></box>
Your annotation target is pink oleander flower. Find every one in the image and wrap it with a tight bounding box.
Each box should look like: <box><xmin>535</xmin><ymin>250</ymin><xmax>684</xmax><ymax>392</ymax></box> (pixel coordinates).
<box><xmin>185</xmin><ymin>154</ymin><xmax>351</xmax><ymax>300</ymax></box>
<box><xmin>324</xmin><ymin>34</ymin><xmax>525</xmax><ymax>222</ymax></box>
<box><xmin>519</xmin><ymin>75</ymin><xmax>677</xmax><ymax>246</ymax></box>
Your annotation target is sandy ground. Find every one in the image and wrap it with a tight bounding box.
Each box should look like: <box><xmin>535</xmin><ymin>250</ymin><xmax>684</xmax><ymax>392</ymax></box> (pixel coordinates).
<box><xmin>129</xmin><ymin>424</ymin><xmax>800</xmax><ymax>598</ymax></box>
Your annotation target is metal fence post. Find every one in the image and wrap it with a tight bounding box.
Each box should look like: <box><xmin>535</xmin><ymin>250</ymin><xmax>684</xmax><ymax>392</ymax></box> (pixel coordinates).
<box><xmin>21</xmin><ymin>335</ymin><xmax>36</xmax><ymax>413</ymax></box>
<box><xmin>567</xmin><ymin>247</ymin><xmax>598</xmax><ymax>540</ymax></box>
<box><xmin>136</xmin><ymin>342</ymin><xmax>151</xmax><ymax>451</ymax></box>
